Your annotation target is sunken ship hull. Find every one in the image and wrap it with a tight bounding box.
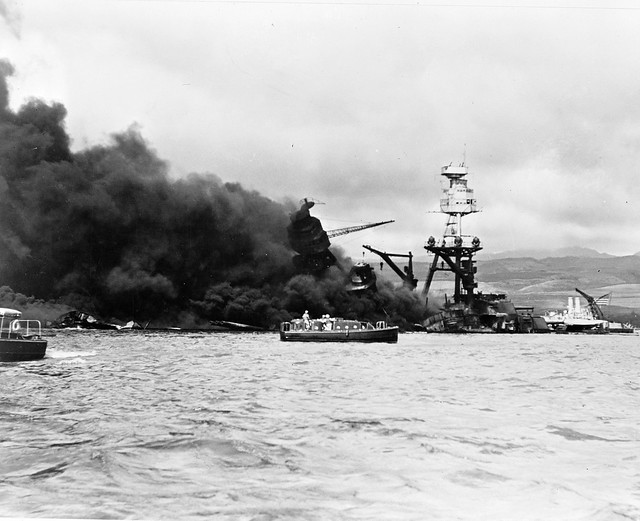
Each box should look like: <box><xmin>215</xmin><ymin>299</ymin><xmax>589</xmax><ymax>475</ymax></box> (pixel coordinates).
<box><xmin>423</xmin><ymin>294</ymin><xmax>549</xmax><ymax>333</ymax></box>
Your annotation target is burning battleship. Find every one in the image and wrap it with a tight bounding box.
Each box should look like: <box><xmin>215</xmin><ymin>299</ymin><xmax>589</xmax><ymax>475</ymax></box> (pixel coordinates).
<box><xmin>366</xmin><ymin>163</ymin><xmax>549</xmax><ymax>333</ymax></box>
<box><xmin>287</xmin><ymin>198</ymin><xmax>393</xmax><ymax>288</ymax></box>
<box><xmin>287</xmin><ymin>198</ymin><xmax>337</xmax><ymax>273</ymax></box>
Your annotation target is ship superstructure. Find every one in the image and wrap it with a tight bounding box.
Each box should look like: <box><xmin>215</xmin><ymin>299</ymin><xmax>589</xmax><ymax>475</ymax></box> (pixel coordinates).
<box><xmin>424</xmin><ymin>164</ymin><xmax>482</xmax><ymax>306</ymax></box>
<box><xmin>287</xmin><ymin>198</ymin><xmax>393</xmax><ymax>274</ymax></box>
<box><xmin>422</xmin><ymin>163</ymin><xmax>547</xmax><ymax>333</ymax></box>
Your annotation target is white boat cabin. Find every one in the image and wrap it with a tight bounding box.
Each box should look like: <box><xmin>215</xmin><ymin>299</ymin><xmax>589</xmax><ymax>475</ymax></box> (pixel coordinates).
<box><xmin>0</xmin><ymin>307</ymin><xmax>44</xmax><ymax>339</ymax></box>
<box><xmin>284</xmin><ymin>317</ymin><xmax>389</xmax><ymax>332</ymax></box>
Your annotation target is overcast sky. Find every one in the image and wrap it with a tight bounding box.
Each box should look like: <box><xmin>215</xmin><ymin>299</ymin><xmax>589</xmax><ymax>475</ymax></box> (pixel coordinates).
<box><xmin>2</xmin><ymin>0</ymin><xmax>640</xmax><ymax>260</ymax></box>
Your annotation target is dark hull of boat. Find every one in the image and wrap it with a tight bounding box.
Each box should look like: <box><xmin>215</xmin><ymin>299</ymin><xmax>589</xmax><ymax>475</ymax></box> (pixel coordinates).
<box><xmin>0</xmin><ymin>339</ymin><xmax>47</xmax><ymax>362</ymax></box>
<box><xmin>280</xmin><ymin>328</ymin><xmax>398</xmax><ymax>343</ymax></box>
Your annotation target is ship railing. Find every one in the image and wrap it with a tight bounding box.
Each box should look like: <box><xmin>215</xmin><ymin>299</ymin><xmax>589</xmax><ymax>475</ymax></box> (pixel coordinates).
<box><xmin>280</xmin><ymin>322</ymin><xmax>291</xmax><ymax>332</ymax></box>
<box><xmin>0</xmin><ymin>319</ymin><xmax>43</xmax><ymax>339</ymax></box>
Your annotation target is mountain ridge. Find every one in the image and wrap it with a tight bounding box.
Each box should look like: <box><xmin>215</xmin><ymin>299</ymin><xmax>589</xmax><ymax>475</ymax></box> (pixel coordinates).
<box><xmin>480</xmin><ymin>246</ymin><xmax>617</xmax><ymax>260</ymax></box>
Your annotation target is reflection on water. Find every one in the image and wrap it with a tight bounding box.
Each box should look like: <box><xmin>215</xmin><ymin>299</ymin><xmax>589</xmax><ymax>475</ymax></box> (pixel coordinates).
<box><xmin>1</xmin><ymin>331</ymin><xmax>639</xmax><ymax>520</ymax></box>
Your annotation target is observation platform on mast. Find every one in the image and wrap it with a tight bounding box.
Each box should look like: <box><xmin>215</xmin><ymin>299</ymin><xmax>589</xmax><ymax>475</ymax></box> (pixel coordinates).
<box><xmin>439</xmin><ymin>164</ymin><xmax>478</xmax><ymax>217</ymax></box>
<box><xmin>424</xmin><ymin>162</ymin><xmax>482</xmax><ymax>306</ymax></box>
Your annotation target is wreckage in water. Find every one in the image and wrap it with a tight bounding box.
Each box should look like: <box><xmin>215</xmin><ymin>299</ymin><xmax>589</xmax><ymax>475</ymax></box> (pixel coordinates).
<box><xmin>346</xmin><ymin>261</ymin><xmax>377</xmax><ymax>292</ymax></box>
<box><xmin>421</xmin><ymin>163</ymin><xmax>548</xmax><ymax>333</ymax></box>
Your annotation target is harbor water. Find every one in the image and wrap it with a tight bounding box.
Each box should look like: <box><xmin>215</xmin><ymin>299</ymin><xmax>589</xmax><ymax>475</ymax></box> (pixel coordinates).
<box><xmin>1</xmin><ymin>330</ymin><xmax>639</xmax><ymax>520</ymax></box>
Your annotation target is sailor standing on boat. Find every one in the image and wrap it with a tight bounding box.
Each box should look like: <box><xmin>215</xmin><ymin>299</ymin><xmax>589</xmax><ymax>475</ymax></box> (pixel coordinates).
<box><xmin>302</xmin><ymin>310</ymin><xmax>310</xmax><ymax>330</ymax></box>
<box><xmin>321</xmin><ymin>314</ymin><xmax>333</xmax><ymax>330</ymax></box>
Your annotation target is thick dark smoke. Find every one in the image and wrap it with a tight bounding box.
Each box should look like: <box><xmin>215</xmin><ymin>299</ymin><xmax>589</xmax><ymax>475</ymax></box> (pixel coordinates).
<box><xmin>0</xmin><ymin>61</ymin><xmax>425</xmax><ymax>329</ymax></box>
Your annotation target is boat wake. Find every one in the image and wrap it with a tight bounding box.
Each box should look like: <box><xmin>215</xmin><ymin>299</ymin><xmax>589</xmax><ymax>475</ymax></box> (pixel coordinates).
<box><xmin>46</xmin><ymin>350</ymin><xmax>97</xmax><ymax>359</ymax></box>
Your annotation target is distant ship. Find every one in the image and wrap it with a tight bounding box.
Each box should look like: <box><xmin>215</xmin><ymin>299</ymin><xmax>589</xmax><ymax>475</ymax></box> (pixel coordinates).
<box><xmin>544</xmin><ymin>289</ymin><xmax>635</xmax><ymax>334</ymax></box>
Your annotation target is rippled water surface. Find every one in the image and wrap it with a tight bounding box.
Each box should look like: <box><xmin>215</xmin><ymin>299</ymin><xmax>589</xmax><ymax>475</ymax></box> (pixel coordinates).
<box><xmin>1</xmin><ymin>331</ymin><xmax>639</xmax><ymax>520</ymax></box>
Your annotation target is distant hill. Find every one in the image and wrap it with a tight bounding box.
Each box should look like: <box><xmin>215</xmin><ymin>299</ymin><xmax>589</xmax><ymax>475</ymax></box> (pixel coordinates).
<box><xmin>476</xmin><ymin>254</ymin><xmax>640</xmax><ymax>294</ymax></box>
<box><xmin>474</xmin><ymin>254</ymin><xmax>640</xmax><ymax>320</ymax></box>
<box><xmin>481</xmin><ymin>246</ymin><xmax>614</xmax><ymax>260</ymax></box>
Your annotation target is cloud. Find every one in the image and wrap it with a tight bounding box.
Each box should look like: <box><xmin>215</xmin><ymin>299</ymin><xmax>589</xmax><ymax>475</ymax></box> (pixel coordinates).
<box><xmin>2</xmin><ymin>0</ymin><xmax>640</xmax><ymax>260</ymax></box>
<box><xmin>0</xmin><ymin>0</ymin><xmax>20</xmax><ymax>37</ymax></box>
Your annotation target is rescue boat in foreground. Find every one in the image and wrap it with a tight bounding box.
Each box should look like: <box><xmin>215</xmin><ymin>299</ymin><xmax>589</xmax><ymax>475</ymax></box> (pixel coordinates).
<box><xmin>280</xmin><ymin>316</ymin><xmax>398</xmax><ymax>343</ymax></box>
<box><xmin>0</xmin><ymin>308</ymin><xmax>47</xmax><ymax>362</ymax></box>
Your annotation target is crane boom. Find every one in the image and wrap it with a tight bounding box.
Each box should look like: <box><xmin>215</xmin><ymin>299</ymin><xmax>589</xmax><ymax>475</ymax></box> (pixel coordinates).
<box><xmin>362</xmin><ymin>244</ymin><xmax>418</xmax><ymax>290</ymax></box>
<box><xmin>575</xmin><ymin>288</ymin><xmax>611</xmax><ymax>321</ymax></box>
<box><xmin>327</xmin><ymin>220</ymin><xmax>394</xmax><ymax>238</ymax></box>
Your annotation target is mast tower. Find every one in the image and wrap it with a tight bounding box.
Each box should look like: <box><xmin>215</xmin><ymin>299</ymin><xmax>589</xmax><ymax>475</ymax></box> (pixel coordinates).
<box><xmin>424</xmin><ymin>163</ymin><xmax>482</xmax><ymax>306</ymax></box>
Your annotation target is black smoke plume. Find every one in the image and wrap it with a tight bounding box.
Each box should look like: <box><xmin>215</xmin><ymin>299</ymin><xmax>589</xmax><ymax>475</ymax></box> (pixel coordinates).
<box><xmin>0</xmin><ymin>61</ymin><xmax>426</xmax><ymax>329</ymax></box>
